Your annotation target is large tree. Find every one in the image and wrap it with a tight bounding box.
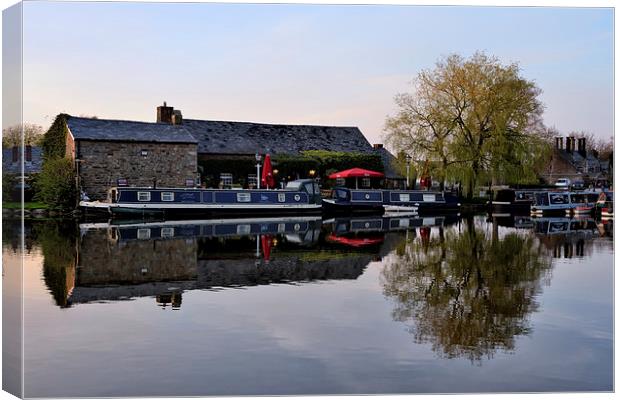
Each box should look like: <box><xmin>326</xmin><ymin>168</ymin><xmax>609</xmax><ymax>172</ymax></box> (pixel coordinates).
<box><xmin>385</xmin><ymin>52</ymin><xmax>548</xmax><ymax>196</ymax></box>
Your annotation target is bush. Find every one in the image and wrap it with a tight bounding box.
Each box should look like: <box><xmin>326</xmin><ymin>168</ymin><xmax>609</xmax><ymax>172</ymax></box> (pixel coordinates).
<box><xmin>35</xmin><ymin>158</ymin><xmax>76</xmax><ymax>209</ymax></box>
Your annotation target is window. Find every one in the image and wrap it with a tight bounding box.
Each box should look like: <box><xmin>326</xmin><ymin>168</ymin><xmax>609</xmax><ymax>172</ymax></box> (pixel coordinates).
<box><xmin>278</xmin><ymin>193</ymin><xmax>286</xmax><ymax>202</ymax></box>
<box><xmin>25</xmin><ymin>145</ymin><xmax>32</xmax><ymax>162</ymax></box>
<box><xmin>361</xmin><ymin>178</ymin><xmax>371</xmax><ymax>188</ymax></box>
<box><xmin>140</xmin><ymin>149</ymin><xmax>148</xmax><ymax>157</ymax></box>
<box><xmin>161</xmin><ymin>227</ymin><xmax>174</xmax><ymax>238</ymax></box>
<box><xmin>237</xmin><ymin>193</ymin><xmax>251</xmax><ymax>202</ymax></box>
<box><xmin>11</xmin><ymin>146</ymin><xmax>18</xmax><ymax>163</ymax></box>
<box><xmin>336</xmin><ymin>178</ymin><xmax>345</xmax><ymax>186</ymax></box>
<box><xmin>162</xmin><ymin>192</ymin><xmax>174</xmax><ymax>201</ymax></box>
<box><xmin>137</xmin><ymin>191</ymin><xmax>151</xmax><ymax>201</ymax></box>
<box><xmin>137</xmin><ymin>228</ymin><xmax>151</xmax><ymax>239</ymax></box>
<box><xmin>220</xmin><ymin>173</ymin><xmax>233</xmax><ymax>187</ymax></box>
<box><xmin>247</xmin><ymin>174</ymin><xmax>257</xmax><ymax>188</ymax></box>
<box><xmin>185</xmin><ymin>179</ymin><xmax>195</xmax><ymax>188</ymax></box>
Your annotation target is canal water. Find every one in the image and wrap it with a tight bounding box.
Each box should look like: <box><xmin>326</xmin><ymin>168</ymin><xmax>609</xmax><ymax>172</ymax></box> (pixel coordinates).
<box><xmin>3</xmin><ymin>214</ymin><xmax>613</xmax><ymax>397</ymax></box>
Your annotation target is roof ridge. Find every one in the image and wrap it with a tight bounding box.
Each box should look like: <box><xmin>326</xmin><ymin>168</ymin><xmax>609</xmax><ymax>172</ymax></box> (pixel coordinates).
<box><xmin>184</xmin><ymin>118</ymin><xmax>360</xmax><ymax>130</ymax></box>
<box><xmin>68</xmin><ymin>115</ymin><xmax>178</xmax><ymax>126</ymax></box>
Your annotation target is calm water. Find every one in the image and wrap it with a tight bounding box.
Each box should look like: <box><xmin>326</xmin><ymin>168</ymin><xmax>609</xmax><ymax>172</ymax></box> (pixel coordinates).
<box><xmin>3</xmin><ymin>214</ymin><xmax>614</xmax><ymax>397</ymax></box>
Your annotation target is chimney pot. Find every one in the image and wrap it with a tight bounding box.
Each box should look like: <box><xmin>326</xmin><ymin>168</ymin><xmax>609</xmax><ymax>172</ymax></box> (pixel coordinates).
<box><xmin>373</xmin><ymin>143</ymin><xmax>384</xmax><ymax>149</ymax></box>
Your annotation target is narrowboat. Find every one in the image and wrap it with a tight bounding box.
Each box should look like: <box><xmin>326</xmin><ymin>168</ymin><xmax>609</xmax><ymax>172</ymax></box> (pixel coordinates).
<box><xmin>530</xmin><ymin>191</ymin><xmax>575</xmax><ymax>216</ymax></box>
<box><xmin>79</xmin><ymin>179</ymin><xmax>322</xmax><ymax>218</ymax></box>
<box><xmin>532</xmin><ymin>217</ymin><xmax>598</xmax><ymax>238</ymax></box>
<box><xmin>596</xmin><ymin>190</ymin><xmax>613</xmax><ymax>219</ymax></box>
<box><xmin>80</xmin><ymin>215</ymin><xmax>323</xmax><ymax>245</ymax></box>
<box><xmin>566</xmin><ymin>192</ymin><xmax>600</xmax><ymax>216</ymax></box>
<box><xmin>322</xmin><ymin>187</ymin><xmax>460</xmax><ymax>215</ymax></box>
<box><xmin>490</xmin><ymin>188</ymin><xmax>538</xmax><ymax>214</ymax></box>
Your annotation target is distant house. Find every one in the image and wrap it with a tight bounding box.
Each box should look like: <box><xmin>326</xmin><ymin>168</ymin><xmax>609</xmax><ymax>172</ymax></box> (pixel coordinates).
<box><xmin>62</xmin><ymin>103</ymin><xmax>396</xmax><ymax>200</ymax></box>
<box><xmin>541</xmin><ymin>136</ymin><xmax>609</xmax><ymax>185</ymax></box>
<box><xmin>2</xmin><ymin>145</ymin><xmax>43</xmax><ymax>175</ymax></box>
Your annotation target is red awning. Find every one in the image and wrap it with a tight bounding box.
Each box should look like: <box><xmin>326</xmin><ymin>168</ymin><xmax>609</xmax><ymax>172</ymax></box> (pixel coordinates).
<box><xmin>328</xmin><ymin>168</ymin><xmax>384</xmax><ymax>179</ymax></box>
<box><xmin>326</xmin><ymin>234</ymin><xmax>384</xmax><ymax>247</ymax></box>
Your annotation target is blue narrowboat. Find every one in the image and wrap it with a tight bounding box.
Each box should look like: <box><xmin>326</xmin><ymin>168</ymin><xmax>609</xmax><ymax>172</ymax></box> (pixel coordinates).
<box><xmin>80</xmin><ymin>179</ymin><xmax>322</xmax><ymax>218</ymax></box>
<box><xmin>322</xmin><ymin>187</ymin><xmax>460</xmax><ymax>215</ymax></box>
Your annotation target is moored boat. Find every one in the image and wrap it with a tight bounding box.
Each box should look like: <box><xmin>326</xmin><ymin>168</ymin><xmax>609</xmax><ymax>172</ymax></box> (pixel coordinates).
<box><xmin>80</xmin><ymin>179</ymin><xmax>322</xmax><ymax>218</ymax></box>
<box><xmin>596</xmin><ymin>190</ymin><xmax>613</xmax><ymax>219</ymax></box>
<box><xmin>490</xmin><ymin>188</ymin><xmax>539</xmax><ymax>214</ymax></box>
<box><xmin>322</xmin><ymin>187</ymin><xmax>460</xmax><ymax>215</ymax></box>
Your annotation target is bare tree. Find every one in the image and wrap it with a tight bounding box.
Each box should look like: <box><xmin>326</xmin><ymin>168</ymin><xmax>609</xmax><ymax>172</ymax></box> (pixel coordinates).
<box><xmin>2</xmin><ymin>123</ymin><xmax>44</xmax><ymax>148</ymax></box>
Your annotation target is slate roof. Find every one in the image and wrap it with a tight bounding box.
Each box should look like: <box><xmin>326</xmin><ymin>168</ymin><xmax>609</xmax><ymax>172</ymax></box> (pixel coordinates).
<box><xmin>3</xmin><ymin>146</ymin><xmax>43</xmax><ymax>174</ymax></box>
<box><xmin>66</xmin><ymin>116</ymin><xmax>198</xmax><ymax>144</ymax></box>
<box><xmin>66</xmin><ymin>115</ymin><xmax>375</xmax><ymax>155</ymax></box>
<box><xmin>182</xmin><ymin>119</ymin><xmax>373</xmax><ymax>155</ymax></box>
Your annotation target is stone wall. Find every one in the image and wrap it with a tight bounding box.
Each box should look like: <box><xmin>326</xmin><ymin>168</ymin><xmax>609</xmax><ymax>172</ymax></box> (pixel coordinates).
<box><xmin>77</xmin><ymin>140</ymin><xmax>198</xmax><ymax>200</ymax></box>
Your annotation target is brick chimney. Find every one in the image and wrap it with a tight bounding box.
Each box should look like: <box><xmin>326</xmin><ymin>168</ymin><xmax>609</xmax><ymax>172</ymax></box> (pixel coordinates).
<box><xmin>172</xmin><ymin>110</ymin><xmax>183</xmax><ymax>125</ymax></box>
<box><xmin>566</xmin><ymin>136</ymin><xmax>575</xmax><ymax>152</ymax></box>
<box><xmin>373</xmin><ymin>143</ymin><xmax>384</xmax><ymax>149</ymax></box>
<box><xmin>577</xmin><ymin>138</ymin><xmax>586</xmax><ymax>157</ymax></box>
<box><xmin>157</xmin><ymin>102</ymin><xmax>173</xmax><ymax>123</ymax></box>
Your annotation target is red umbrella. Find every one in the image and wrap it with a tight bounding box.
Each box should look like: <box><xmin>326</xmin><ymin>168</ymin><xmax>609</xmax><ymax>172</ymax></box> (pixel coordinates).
<box><xmin>328</xmin><ymin>168</ymin><xmax>384</xmax><ymax>179</ymax></box>
<box><xmin>328</xmin><ymin>168</ymin><xmax>384</xmax><ymax>190</ymax></box>
<box><xmin>261</xmin><ymin>154</ymin><xmax>275</xmax><ymax>189</ymax></box>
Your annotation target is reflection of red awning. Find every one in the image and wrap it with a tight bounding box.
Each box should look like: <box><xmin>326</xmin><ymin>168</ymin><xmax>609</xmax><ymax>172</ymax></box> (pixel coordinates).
<box><xmin>328</xmin><ymin>168</ymin><xmax>384</xmax><ymax>179</ymax></box>
<box><xmin>326</xmin><ymin>233</ymin><xmax>384</xmax><ymax>247</ymax></box>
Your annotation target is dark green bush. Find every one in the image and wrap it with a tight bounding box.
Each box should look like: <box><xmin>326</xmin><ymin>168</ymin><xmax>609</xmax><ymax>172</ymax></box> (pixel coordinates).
<box><xmin>35</xmin><ymin>158</ymin><xmax>76</xmax><ymax>209</ymax></box>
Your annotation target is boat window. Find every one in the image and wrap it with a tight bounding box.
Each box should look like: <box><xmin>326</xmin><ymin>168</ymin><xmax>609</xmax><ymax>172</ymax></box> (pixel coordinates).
<box><xmin>278</xmin><ymin>193</ymin><xmax>286</xmax><ymax>202</ymax></box>
<box><xmin>161</xmin><ymin>227</ymin><xmax>174</xmax><ymax>238</ymax></box>
<box><xmin>549</xmin><ymin>193</ymin><xmax>569</xmax><ymax>204</ymax></box>
<box><xmin>161</xmin><ymin>192</ymin><xmax>174</xmax><ymax>202</ymax></box>
<box><xmin>399</xmin><ymin>193</ymin><xmax>410</xmax><ymax>202</ymax></box>
<box><xmin>285</xmin><ymin>181</ymin><xmax>302</xmax><ymax>191</ymax></box>
<box><xmin>361</xmin><ymin>178</ymin><xmax>371</xmax><ymax>188</ymax></box>
<box><xmin>423</xmin><ymin>194</ymin><xmax>436</xmax><ymax>202</ymax></box>
<box><xmin>137</xmin><ymin>228</ymin><xmax>151</xmax><ymax>239</ymax></box>
<box><xmin>137</xmin><ymin>191</ymin><xmax>151</xmax><ymax>202</ymax></box>
<box><xmin>236</xmin><ymin>193</ymin><xmax>251</xmax><ymax>202</ymax></box>
<box><xmin>336</xmin><ymin>178</ymin><xmax>345</xmax><ymax>186</ymax></box>
<box><xmin>336</xmin><ymin>189</ymin><xmax>348</xmax><ymax>199</ymax></box>
<box><xmin>313</xmin><ymin>183</ymin><xmax>320</xmax><ymax>194</ymax></box>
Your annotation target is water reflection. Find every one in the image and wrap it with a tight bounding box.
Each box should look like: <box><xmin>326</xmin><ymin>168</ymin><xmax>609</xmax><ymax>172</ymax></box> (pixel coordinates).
<box><xmin>381</xmin><ymin>216</ymin><xmax>554</xmax><ymax>362</ymax></box>
<box><xmin>16</xmin><ymin>213</ymin><xmax>611</xmax><ymax>363</ymax></box>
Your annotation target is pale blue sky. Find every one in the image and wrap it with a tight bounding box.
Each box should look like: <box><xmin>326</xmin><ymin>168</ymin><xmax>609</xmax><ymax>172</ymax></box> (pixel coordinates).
<box><xmin>18</xmin><ymin>2</ymin><xmax>614</xmax><ymax>145</ymax></box>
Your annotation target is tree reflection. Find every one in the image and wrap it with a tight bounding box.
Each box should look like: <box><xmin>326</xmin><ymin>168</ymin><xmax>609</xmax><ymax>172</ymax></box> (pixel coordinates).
<box><xmin>36</xmin><ymin>222</ymin><xmax>77</xmax><ymax>308</ymax></box>
<box><xmin>381</xmin><ymin>217</ymin><xmax>553</xmax><ymax>362</ymax></box>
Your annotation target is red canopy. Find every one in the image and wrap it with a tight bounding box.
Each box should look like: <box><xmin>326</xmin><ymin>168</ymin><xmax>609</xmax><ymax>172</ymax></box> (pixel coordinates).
<box><xmin>261</xmin><ymin>154</ymin><xmax>275</xmax><ymax>189</ymax></box>
<box><xmin>261</xmin><ymin>235</ymin><xmax>273</xmax><ymax>261</ymax></box>
<box><xmin>326</xmin><ymin>234</ymin><xmax>384</xmax><ymax>247</ymax></box>
<box><xmin>328</xmin><ymin>168</ymin><xmax>384</xmax><ymax>179</ymax></box>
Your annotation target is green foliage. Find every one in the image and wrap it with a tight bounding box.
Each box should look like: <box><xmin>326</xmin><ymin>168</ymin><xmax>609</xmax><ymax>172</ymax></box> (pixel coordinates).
<box><xmin>385</xmin><ymin>52</ymin><xmax>547</xmax><ymax>197</ymax></box>
<box><xmin>41</xmin><ymin>114</ymin><xmax>69</xmax><ymax>161</ymax></box>
<box><xmin>35</xmin><ymin>158</ymin><xmax>76</xmax><ymax>209</ymax></box>
<box><xmin>301</xmin><ymin>150</ymin><xmax>384</xmax><ymax>174</ymax></box>
<box><xmin>3</xmin><ymin>173</ymin><xmax>17</xmax><ymax>202</ymax></box>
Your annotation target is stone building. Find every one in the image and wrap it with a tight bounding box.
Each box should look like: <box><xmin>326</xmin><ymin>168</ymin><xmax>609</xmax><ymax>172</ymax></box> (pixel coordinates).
<box><xmin>66</xmin><ymin>110</ymin><xmax>199</xmax><ymax>200</ymax></box>
<box><xmin>62</xmin><ymin>103</ymin><xmax>399</xmax><ymax>199</ymax></box>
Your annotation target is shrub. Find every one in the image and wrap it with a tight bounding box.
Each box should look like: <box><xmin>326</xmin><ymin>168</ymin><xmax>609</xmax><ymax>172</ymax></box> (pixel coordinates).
<box><xmin>35</xmin><ymin>158</ymin><xmax>76</xmax><ymax>209</ymax></box>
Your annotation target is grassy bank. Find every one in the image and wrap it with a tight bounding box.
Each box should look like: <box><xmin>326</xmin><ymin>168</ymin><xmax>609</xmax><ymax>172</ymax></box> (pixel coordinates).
<box><xmin>3</xmin><ymin>202</ymin><xmax>50</xmax><ymax>210</ymax></box>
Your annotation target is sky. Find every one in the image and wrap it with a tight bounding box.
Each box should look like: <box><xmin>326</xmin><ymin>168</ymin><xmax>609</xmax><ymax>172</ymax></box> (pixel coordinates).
<box><xmin>9</xmin><ymin>1</ymin><xmax>615</xmax><ymax>147</ymax></box>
